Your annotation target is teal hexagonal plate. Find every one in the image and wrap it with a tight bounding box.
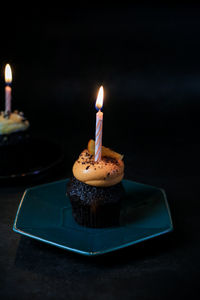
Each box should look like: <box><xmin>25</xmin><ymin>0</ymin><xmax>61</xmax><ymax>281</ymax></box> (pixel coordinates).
<box><xmin>13</xmin><ymin>179</ymin><xmax>173</xmax><ymax>256</ymax></box>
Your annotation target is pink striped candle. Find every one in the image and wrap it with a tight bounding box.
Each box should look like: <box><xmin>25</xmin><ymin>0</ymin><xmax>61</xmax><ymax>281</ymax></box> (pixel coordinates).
<box><xmin>5</xmin><ymin>64</ymin><xmax>12</xmax><ymax>114</ymax></box>
<box><xmin>95</xmin><ymin>86</ymin><xmax>104</xmax><ymax>161</ymax></box>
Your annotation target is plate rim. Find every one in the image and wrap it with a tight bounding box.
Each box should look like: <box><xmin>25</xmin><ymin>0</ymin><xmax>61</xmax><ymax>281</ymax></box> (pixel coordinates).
<box><xmin>13</xmin><ymin>178</ymin><xmax>173</xmax><ymax>256</ymax></box>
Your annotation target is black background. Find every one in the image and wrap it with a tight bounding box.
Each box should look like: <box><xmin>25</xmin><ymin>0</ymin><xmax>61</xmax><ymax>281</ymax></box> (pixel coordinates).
<box><xmin>0</xmin><ymin>4</ymin><xmax>200</xmax><ymax>299</ymax></box>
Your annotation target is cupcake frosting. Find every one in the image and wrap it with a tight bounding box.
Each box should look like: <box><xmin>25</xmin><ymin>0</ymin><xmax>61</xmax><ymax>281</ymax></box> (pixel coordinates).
<box><xmin>72</xmin><ymin>149</ymin><xmax>124</xmax><ymax>187</ymax></box>
<box><xmin>0</xmin><ymin>111</ymin><xmax>29</xmax><ymax>135</ymax></box>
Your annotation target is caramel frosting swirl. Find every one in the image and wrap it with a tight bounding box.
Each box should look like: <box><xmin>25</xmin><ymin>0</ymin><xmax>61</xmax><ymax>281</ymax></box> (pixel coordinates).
<box><xmin>72</xmin><ymin>149</ymin><xmax>124</xmax><ymax>187</ymax></box>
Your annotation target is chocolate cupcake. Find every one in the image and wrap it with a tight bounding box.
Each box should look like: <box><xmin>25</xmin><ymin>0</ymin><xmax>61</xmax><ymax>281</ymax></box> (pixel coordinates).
<box><xmin>0</xmin><ymin>110</ymin><xmax>30</xmax><ymax>147</ymax></box>
<box><xmin>66</xmin><ymin>140</ymin><xmax>125</xmax><ymax>228</ymax></box>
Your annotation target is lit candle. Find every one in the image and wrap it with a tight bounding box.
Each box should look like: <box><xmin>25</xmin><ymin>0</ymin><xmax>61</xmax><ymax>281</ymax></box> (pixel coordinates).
<box><xmin>95</xmin><ymin>86</ymin><xmax>104</xmax><ymax>161</ymax></box>
<box><xmin>5</xmin><ymin>64</ymin><xmax>12</xmax><ymax>114</ymax></box>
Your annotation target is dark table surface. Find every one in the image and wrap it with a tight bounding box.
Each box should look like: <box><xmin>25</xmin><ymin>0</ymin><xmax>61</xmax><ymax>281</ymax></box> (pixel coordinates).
<box><xmin>0</xmin><ymin>4</ymin><xmax>200</xmax><ymax>300</ymax></box>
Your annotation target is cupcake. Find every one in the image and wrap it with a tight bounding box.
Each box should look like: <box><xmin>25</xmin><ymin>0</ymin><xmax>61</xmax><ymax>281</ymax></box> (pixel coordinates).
<box><xmin>0</xmin><ymin>110</ymin><xmax>30</xmax><ymax>147</ymax></box>
<box><xmin>67</xmin><ymin>140</ymin><xmax>125</xmax><ymax>228</ymax></box>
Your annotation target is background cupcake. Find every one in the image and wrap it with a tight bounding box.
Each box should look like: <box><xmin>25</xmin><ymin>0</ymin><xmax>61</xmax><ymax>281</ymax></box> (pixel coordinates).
<box><xmin>0</xmin><ymin>110</ymin><xmax>30</xmax><ymax>147</ymax></box>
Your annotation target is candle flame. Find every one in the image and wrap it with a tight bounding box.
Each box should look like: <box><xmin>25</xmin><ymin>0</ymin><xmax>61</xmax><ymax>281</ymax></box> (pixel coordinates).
<box><xmin>96</xmin><ymin>86</ymin><xmax>104</xmax><ymax>110</ymax></box>
<box><xmin>5</xmin><ymin>64</ymin><xmax>12</xmax><ymax>83</ymax></box>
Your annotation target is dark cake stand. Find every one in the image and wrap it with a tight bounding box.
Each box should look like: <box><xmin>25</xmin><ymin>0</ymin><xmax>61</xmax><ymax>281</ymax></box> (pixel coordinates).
<box><xmin>0</xmin><ymin>138</ymin><xmax>64</xmax><ymax>182</ymax></box>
